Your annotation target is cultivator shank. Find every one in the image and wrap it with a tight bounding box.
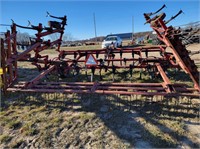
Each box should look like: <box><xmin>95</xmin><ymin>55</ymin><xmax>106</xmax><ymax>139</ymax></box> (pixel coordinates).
<box><xmin>144</xmin><ymin>5</ymin><xmax>200</xmax><ymax>91</ymax></box>
<box><xmin>1</xmin><ymin>8</ymin><xmax>199</xmax><ymax>99</ymax></box>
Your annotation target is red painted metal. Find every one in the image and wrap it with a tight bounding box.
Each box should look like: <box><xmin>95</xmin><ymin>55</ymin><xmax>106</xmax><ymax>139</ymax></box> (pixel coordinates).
<box><xmin>1</xmin><ymin>10</ymin><xmax>199</xmax><ymax>98</ymax></box>
<box><xmin>1</xmin><ymin>38</ymin><xmax>7</xmax><ymax>92</ymax></box>
<box><xmin>7</xmin><ymin>84</ymin><xmax>199</xmax><ymax>98</ymax></box>
<box><xmin>26</xmin><ymin>65</ymin><xmax>55</xmax><ymax>88</ymax></box>
<box><xmin>1</xmin><ymin>13</ymin><xmax>66</xmax><ymax>92</ymax></box>
<box><xmin>1</xmin><ymin>24</ymin><xmax>18</xmax><ymax>89</ymax></box>
<box><xmin>144</xmin><ymin>9</ymin><xmax>200</xmax><ymax>91</ymax></box>
<box><xmin>155</xmin><ymin>63</ymin><xmax>173</xmax><ymax>93</ymax></box>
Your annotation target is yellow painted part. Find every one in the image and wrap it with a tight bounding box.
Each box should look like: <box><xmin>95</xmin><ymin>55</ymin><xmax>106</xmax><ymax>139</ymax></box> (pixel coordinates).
<box><xmin>0</xmin><ymin>68</ymin><xmax>7</xmax><ymax>75</ymax></box>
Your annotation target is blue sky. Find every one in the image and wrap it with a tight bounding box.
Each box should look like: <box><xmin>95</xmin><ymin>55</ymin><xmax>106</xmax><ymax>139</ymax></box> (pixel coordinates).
<box><xmin>0</xmin><ymin>0</ymin><xmax>200</xmax><ymax>40</ymax></box>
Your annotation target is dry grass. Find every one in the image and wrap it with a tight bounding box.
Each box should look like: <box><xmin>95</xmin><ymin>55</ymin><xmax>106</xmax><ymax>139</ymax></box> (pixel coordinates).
<box><xmin>1</xmin><ymin>90</ymin><xmax>199</xmax><ymax>148</ymax></box>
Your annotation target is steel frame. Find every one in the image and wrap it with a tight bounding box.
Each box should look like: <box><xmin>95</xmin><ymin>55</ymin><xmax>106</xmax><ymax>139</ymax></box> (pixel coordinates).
<box><xmin>1</xmin><ymin>25</ymin><xmax>17</xmax><ymax>91</ymax></box>
<box><xmin>7</xmin><ymin>82</ymin><xmax>199</xmax><ymax>98</ymax></box>
<box><xmin>144</xmin><ymin>13</ymin><xmax>200</xmax><ymax>91</ymax></box>
<box><xmin>1</xmin><ymin>10</ymin><xmax>199</xmax><ymax>98</ymax></box>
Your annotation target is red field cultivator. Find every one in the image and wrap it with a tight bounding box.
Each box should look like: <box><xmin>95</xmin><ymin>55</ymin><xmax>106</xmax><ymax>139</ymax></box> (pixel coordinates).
<box><xmin>1</xmin><ymin>8</ymin><xmax>199</xmax><ymax>98</ymax></box>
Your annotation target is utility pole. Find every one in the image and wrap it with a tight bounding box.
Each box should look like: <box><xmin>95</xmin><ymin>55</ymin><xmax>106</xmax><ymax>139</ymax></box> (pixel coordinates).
<box><xmin>93</xmin><ymin>13</ymin><xmax>97</xmax><ymax>42</ymax></box>
<box><xmin>132</xmin><ymin>16</ymin><xmax>134</xmax><ymax>41</ymax></box>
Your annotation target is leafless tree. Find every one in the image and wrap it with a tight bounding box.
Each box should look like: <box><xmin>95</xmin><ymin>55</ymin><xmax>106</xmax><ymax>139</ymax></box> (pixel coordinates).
<box><xmin>62</xmin><ymin>33</ymin><xmax>74</xmax><ymax>41</ymax></box>
<box><xmin>17</xmin><ymin>32</ymin><xmax>31</xmax><ymax>45</ymax></box>
<box><xmin>48</xmin><ymin>33</ymin><xmax>60</xmax><ymax>41</ymax></box>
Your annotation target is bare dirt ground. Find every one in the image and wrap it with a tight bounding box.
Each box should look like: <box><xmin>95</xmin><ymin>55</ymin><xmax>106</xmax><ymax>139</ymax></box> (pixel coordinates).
<box><xmin>0</xmin><ymin>43</ymin><xmax>199</xmax><ymax>148</ymax></box>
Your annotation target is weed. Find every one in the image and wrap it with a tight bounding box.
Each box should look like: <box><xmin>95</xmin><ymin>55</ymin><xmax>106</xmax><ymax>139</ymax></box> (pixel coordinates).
<box><xmin>20</xmin><ymin>122</ymin><xmax>38</xmax><ymax>136</ymax></box>
<box><xmin>61</xmin><ymin>116</ymin><xmax>74</xmax><ymax>128</ymax></box>
<box><xmin>79</xmin><ymin>112</ymin><xmax>95</xmax><ymax>120</ymax></box>
<box><xmin>3</xmin><ymin>110</ymin><xmax>15</xmax><ymax>116</ymax></box>
<box><xmin>139</xmin><ymin>118</ymin><xmax>177</xmax><ymax>148</ymax></box>
<box><xmin>10</xmin><ymin>139</ymin><xmax>25</xmax><ymax>148</ymax></box>
<box><xmin>94</xmin><ymin>126</ymin><xmax>104</xmax><ymax>138</ymax></box>
<box><xmin>28</xmin><ymin>106</ymin><xmax>46</xmax><ymax>114</ymax></box>
<box><xmin>50</xmin><ymin>117</ymin><xmax>63</xmax><ymax>127</ymax></box>
<box><xmin>0</xmin><ymin>134</ymin><xmax>12</xmax><ymax>143</ymax></box>
<box><xmin>0</xmin><ymin>117</ymin><xmax>10</xmax><ymax>127</ymax></box>
<box><xmin>6</xmin><ymin>120</ymin><xmax>22</xmax><ymax>129</ymax></box>
<box><xmin>159</xmin><ymin>119</ymin><xmax>185</xmax><ymax>138</ymax></box>
<box><xmin>39</xmin><ymin>130</ymin><xmax>52</xmax><ymax>147</ymax></box>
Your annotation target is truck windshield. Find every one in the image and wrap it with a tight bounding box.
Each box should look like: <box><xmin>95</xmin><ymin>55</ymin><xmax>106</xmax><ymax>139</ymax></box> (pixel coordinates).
<box><xmin>105</xmin><ymin>37</ymin><xmax>117</xmax><ymax>41</ymax></box>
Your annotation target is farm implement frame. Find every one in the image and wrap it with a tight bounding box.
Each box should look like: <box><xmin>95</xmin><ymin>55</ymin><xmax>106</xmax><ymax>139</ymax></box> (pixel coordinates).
<box><xmin>1</xmin><ymin>8</ymin><xmax>200</xmax><ymax>99</ymax></box>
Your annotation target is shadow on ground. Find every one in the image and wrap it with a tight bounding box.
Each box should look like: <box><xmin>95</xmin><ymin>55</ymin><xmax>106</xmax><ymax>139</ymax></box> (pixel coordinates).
<box><xmin>1</xmin><ymin>91</ymin><xmax>199</xmax><ymax>148</ymax></box>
